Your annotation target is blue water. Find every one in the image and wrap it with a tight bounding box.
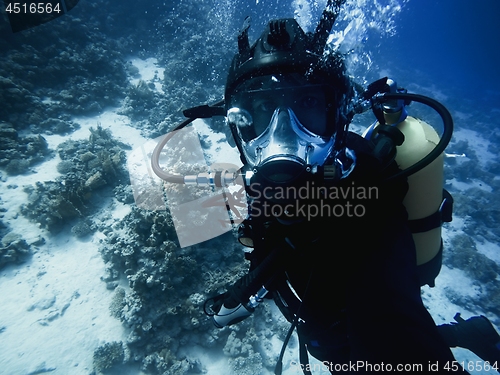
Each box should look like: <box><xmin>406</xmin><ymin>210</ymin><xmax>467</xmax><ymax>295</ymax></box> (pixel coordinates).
<box><xmin>1</xmin><ymin>0</ymin><xmax>499</xmax><ymax>374</ymax></box>
<box><xmin>381</xmin><ymin>0</ymin><xmax>500</xmax><ymax>115</ymax></box>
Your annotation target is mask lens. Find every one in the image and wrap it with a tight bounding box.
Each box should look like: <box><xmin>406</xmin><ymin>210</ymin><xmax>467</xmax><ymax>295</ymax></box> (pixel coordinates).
<box><xmin>230</xmin><ymin>84</ymin><xmax>334</xmax><ymax>140</ymax></box>
<box><xmin>227</xmin><ymin>107</ymin><xmax>255</xmax><ymax>143</ymax></box>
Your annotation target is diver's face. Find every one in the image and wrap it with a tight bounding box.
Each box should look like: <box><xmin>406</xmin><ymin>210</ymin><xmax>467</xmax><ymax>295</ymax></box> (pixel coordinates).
<box><xmin>227</xmin><ymin>82</ymin><xmax>337</xmax><ymax>172</ymax></box>
<box><xmin>250</xmin><ymin>85</ymin><xmax>328</xmax><ymax>137</ymax></box>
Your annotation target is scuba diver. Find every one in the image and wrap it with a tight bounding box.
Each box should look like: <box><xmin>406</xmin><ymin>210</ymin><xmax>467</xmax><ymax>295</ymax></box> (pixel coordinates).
<box><xmin>150</xmin><ymin>0</ymin><xmax>500</xmax><ymax>373</ymax></box>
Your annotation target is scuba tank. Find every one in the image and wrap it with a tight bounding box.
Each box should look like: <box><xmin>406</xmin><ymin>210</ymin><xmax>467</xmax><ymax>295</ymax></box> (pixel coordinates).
<box><xmin>386</xmin><ymin>113</ymin><xmax>443</xmax><ymax>266</ymax></box>
<box><xmin>361</xmin><ymin>78</ymin><xmax>453</xmax><ymax>287</ymax></box>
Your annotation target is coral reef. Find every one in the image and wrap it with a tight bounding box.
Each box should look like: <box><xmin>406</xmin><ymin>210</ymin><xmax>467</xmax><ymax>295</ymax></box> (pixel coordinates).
<box><xmin>443</xmin><ymin>138</ymin><xmax>500</xmax><ymax>282</ymax></box>
<box><xmin>0</xmin><ymin>1</ymin><xmax>136</xmax><ymax>180</ymax></box>
<box><xmin>0</xmin><ymin>1</ymin><xmax>132</xmax><ymax>177</ymax></box>
<box><xmin>446</xmin><ymin>234</ymin><xmax>500</xmax><ymax>283</ymax></box>
<box><xmin>0</xmin><ymin>5</ymin><xmax>131</xmax><ymax>131</ymax></box>
<box><xmin>445</xmin><ymin>234</ymin><xmax>500</xmax><ymax>316</ymax></box>
<box><xmin>113</xmin><ymin>1</ymin><xmax>235</xmax><ymax>139</ymax></box>
<box><xmin>71</xmin><ymin>220</ymin><xmax>94</xmax><ymax>238</ymax></box>
<box><xmin>119</xmin><ymin>80</ymin><xmax>160</xmax><ymax>121</ymax></box>
<box><xmin>448</xmin><ymin>185</ymin><xmax>500</xmax><ymax>244</ymax></box>
<box><xmin>0</xmin><ymin>122</ymin><xmax>53</xmax><ymax>175</ymax></box>
<box><xmin>97</xmin><ymin>202</ymin><xmax>286</xmax><ymax>373</ymax></box>
<box><xmin>20</xmin><ymin>126</ymin><xmax>130</xmax><ymax>233</ymax></box>
<box><xmin>441</xmin><ymin>136</ymin><xmax>500</xmax><ymax>316</ymax></box>
<box><xmin>93</xmin><ymin>341</ymin><xmax>126</xmax><ymax>374</ymax></box>
<box><xmin>0</xmin><ymin>231</ymin><xmax>31</xmax><ymax>269</ymax></box>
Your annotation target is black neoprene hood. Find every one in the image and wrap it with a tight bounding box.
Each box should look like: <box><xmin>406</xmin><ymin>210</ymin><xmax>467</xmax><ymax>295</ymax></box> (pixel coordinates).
<box><xmin>224</xmin><ymin>18</ymin><xmax>350</xmax><ymax>106</ymax></box>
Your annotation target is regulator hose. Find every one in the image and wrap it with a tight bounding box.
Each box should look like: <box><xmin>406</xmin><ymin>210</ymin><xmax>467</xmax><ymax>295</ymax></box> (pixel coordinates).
<box><xmin>371</xmin><ymin>92</ymin><xmax>453</xmax><ymax>181</ymax></box>
<box><xmin>150</xmin><ymin>100</ymin><xmax>225</xmax><ymax>183</ymax></box>
<box><xmin>150</xmin><ymin>117</ymin><xmax>195</xmax><ymax>183</ymax></box>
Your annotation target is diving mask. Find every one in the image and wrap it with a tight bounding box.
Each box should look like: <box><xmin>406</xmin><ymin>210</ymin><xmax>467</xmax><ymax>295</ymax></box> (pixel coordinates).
<box><xmin>227</xmin><ymin>78</ymin><xmax>348</xmax><ymax>183</ymax></box>
<box><xmin>228</xmin><ymin>105</ymin><xmax>335</xmax><ymax>182</ymax></box>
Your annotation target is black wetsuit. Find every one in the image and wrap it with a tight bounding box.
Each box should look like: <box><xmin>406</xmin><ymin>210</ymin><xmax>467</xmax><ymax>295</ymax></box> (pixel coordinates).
<box><xmin>243</xmin><ymin>132</ymin><xmax>468</xmax><ymax>374</ymax></box>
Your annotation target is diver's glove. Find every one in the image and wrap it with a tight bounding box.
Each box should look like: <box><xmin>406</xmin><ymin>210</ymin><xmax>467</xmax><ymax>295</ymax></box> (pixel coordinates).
<box><xmin>438</xmin><ymin>313</ymin><xmax>500</xmax><ymax>367</ymax></box>
<box><xmin>204</xmin><ymin>247</ymin><xmax>283</xmax><ymax>328</ymax></box>
<box><xmin>204</xmin><ymin>271</ymin><xmax>267</xmax><ymax>328</ymax></box>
